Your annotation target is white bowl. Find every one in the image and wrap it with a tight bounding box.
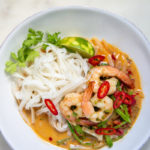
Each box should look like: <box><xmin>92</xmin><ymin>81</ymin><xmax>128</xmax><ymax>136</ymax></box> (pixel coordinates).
<box><xmin>0</xmin><ymin>6</ymin><xmax>150</xmax><ymax>150</ymax></box>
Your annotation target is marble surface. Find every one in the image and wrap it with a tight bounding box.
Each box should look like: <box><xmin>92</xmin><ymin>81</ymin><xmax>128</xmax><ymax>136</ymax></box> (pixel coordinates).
<box><xmin>0</xmin><ymin>0</ymin><xmax>150</xmax><ymax>149</ymax></box>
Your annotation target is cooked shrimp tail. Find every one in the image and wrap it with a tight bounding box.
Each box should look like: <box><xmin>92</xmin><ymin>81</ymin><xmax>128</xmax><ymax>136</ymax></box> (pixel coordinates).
<box><xmin>82</xmin><ymin>81</ymin><xmax>95</xmax><ymax>118</ymax></box>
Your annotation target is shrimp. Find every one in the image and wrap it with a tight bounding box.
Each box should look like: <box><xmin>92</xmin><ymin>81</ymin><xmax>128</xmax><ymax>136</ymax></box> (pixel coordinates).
<box><xmin>60</xmin><ymin>93</ymin><xmax>97</xmax><ymax>126</ymax></box>
<box><xmin>106</xmin><ymin>77</ymin><xmax>118</xmax><ymax>95</ymax></box>
<box><xmin>81</xmin><ymin>82</ymin><xmax>113</xmax><ymax>123</ymax></box>
<box><xmin>90</xmin><ymin>94</ymin><xmax>113</xmax><ymax>122</ymax></box>
<box><xmin>87</xmin><ymin>66</ymin><xmax>134</xmax><ymax>93</ymax></box>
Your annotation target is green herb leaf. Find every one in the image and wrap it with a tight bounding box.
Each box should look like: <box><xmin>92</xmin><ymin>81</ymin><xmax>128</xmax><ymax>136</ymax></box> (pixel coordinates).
<box><xmin>11</xmin><ymin>52</ymin><xmax>18</xmax><ymax>61</ymax></box>
<box><xmin>5</xmin><ymin>61</ymin><xmax>17</xmax><ymax>74</ymax></box>
<box><xmin>42</xmin><ymin>43</ymin><xmax>49</xmax><ymax>50</ymax></box>
<box><xmin>23</xmin><ymin>28</ymin><xmax>43</xmax><ymax>47</ymax></box>
<box><xmin>47</xmin><ymin>32</ymin><xmax>61</xmax><ymax>46</ymax></box>
<box><xmin>5</xmin><ymin>28</ymin><xmax>42</xmax><ymax>74</ymax></box>
<box><xmin>26</xmin><ymin>50</ymin><xmax>39</xmax><ymax>62</ymax></box>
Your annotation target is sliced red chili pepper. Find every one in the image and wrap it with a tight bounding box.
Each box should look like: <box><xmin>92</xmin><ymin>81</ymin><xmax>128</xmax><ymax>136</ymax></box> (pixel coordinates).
<box><xmin>113</xmin><ymin>91</ymin><xmax>126</xmax><ymax>109</ymax></box>
<box><xmin>88</xmin><ymin>55</ymin><xmax>105</xmax><ymax>66</ymax></box>
<box><xmin>111</xmin><ymin>54</ymin><xmax>116</xmax><ymax>61</ymax></box>
<box><xmin>97</xmin><ymin>81</ymin><xmax>110</xmax><ymax>99</ymax></box>
<box><xmin>127</xmin><ymin>70</ymin><xmax>132</xmax><ymax>75</ymax></box>
<box><xmin>95</xmin><ymin>128</ymin><xmax>116</xmax><ymax>135</ymax></box>
<box><xmin>128</xmin><ymin>106</ymin><xmax>132</xmax><ymax>116</ymax></box>
<box><xmin>123</xmin><ymin>94</ymin><xmax>136</xmax><ymax>106</ymax></box>
<box><xmin>45</xmin><ymin>99</ymin><xmax>58</xmax><ymax>115</ymax></box>
<box><xmin>115</xmin><ymin>128</ymin><xmax>124</xmax><ymax>136</ymax></box>
<box><xmin>49</xmin><ymin>137</ymin><xmax>53</xmax><ymax>141</ymax></box>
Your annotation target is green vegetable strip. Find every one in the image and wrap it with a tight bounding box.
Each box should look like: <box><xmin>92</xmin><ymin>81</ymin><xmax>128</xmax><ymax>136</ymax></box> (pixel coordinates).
<box><xmin>67</xmin><ymin>121</ymin><xmax>92</xmax><ymax>146</ymax></box>
<box><xmin>74</xmin><ymin>125</ymin><xmax>84</xmax><ymax>136</ymax></box>
<box><xmin>105</xmin><ymin>135</ymin><xmax>113</xmax><ymax>147</ymax></box>
<box><xmin>116</xmin><ymin>80</ymin><xmax>122</xmax><ymax>91</ymax></box>
<box><xmin>114</xmin><ymin>121</ymin><xmax>127</xmax><ymax>129</ymax></box>
<box><xmin>56</xmin><ymin>137</ymin><xmax>70</xmax><ymax>145</ymax></box>
<box><xmin>66</xmin><ymin>121</ymin><xmax>83</xmax><ymax>144</ymax></box>
<box><xmin>97</xmin><ymin>120</ymin><xmax>107</xmax><ymax>128</ymax></box>
<box><xmin>115</xmin><ymin>108</ymin><xmax>131</xmax><ymax>123</ymax></box>
<box><xmin>123</xmin><ymin>104</ymin><xmax>130</xmax><ymax>118</ymax></box>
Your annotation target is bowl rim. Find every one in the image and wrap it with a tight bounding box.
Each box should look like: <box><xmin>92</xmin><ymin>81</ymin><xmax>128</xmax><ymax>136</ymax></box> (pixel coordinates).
<box><xmin>0</xmin><ymin>5</ymin><xmax>150</xmax><ymax>150</ymax></box>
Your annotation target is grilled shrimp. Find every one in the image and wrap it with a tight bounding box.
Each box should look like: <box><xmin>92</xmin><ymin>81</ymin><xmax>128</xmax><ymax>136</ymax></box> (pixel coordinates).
<box><xmin>106</xmin><ymin>77</ymin><xmax>118</xmax><ymax>95</ymax></box>
<box><xmin>90</xmin><ymin>94</ymin><xmax>113</xmax><ymax>122</ymax></box>
<box><xmin>60</xmin><ymin>93</ymin><xmax>96</xmax><ymax>126</ymax></box>
<box><xmin>87</xmin><ymin>66</ymin><xmax>134</xmax><ymax>93</ymax></box>
<box><xmin>81</xmin><ymin>82</ymin><xmax>113</xmax><ymax>123</ymax></box>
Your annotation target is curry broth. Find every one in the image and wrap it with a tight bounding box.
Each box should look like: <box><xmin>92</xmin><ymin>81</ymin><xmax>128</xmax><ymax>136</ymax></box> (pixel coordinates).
<box><xmin>22</xmin><ymin>39</ymin><xmax>143</xmax><ymax>149</ymax></box>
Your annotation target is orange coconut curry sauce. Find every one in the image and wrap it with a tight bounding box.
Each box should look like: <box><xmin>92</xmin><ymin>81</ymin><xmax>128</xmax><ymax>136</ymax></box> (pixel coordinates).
<box><xmin>23</xmin><ymin>38</ymin><xmax>144</xmax><ymax>149</ymax></box>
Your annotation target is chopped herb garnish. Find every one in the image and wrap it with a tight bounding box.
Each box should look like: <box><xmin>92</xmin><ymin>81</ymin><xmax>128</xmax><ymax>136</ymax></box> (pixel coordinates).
<box><xmin>42</xmin><ymin>43</ymin><xmax>49</xmax><ymax>50</ymax></box>
<box><xmin>123</xmin><ymin>86</ymin><xmax>128</xmax><ymax>93</ymax></box>
<box><xmin>46</xmin><ymin>32</ymin><xmax>61</xmax><ymax>46</ymax></box>
<box><xmin>104</xmin><ymin>110</ymin><xmax>111</xmax><ymax>114</ymax></box>
<box><xmin>99</xmin><ymin>62</ymin><xmax>108</xmax><ymax>66</ymax></box>
<box><xmin>56</xmin><ymin>137</ymin><xmax>70</xmax><ymax>145</ymax></box>
<box><xmin>73</xmin><ymin>112</ymin><xmax>78</xmax><ymax>118</ymax></box>
<box><xmin>67</xmin><ymin>115</ymin><xmax>70</xmax><ymax>118</ymax></box>
<box><xmin>116</xmin><ymin>80</ymin><xmax>122</xmax><ymax>91</ymax></box>
<box><xmin>109</xmin><ymin>95</ymin><xmax>115</xmax><ymax>101</ymax></box>
<box><xmin>5</xmin><ymin>28</ymin><xmax>44</xmax><ymax>74</ymax></box>
<box><xmin>128</xmin><ymin>90</ymin><xmax>133</xmax><ymax>95</ymax></box>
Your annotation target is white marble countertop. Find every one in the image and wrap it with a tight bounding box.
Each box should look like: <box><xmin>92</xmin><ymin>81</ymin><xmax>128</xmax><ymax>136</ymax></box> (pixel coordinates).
<box><xmin>0</xmin><ymin>0</ymin><xmax>150</xmax><ymax>149</ymax></box>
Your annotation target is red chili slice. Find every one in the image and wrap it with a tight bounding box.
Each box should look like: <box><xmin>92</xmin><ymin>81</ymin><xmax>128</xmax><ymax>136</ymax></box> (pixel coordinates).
<box><xmin>45</xmin><ymin>99</ymin><xmax>58</xmax><ymax>115</ymax></box>
<box><xmin>123</xmin><ymin>94</ymin><xmax>136</xmax><ymax>106</ymax></box>
<box><xmin>128</xmin><ymin>106</ymin><xmax>132</xmax><ymax>116</ymax></box>
<box><xmin>95</xmin><ymin>128</ymin><xmax>116</xmax><ymax>135</ymax></box>
<box><xmin>111</xmin><ymin>54</ymin><xmax>116</xmax><ymax>61</ymax></box>
<box><xmin>88</xmin><ymin>55</ymin><xmax>105</xmax><ymax>66</ymax></box>
<box><xmin>115</xmin><ymin>128</ymin><xmax>124</xmax><ymax>136</ymax></box>
<box><xmin>113</xmin><ymin>91</ymin><xmax>126</xmax><ymax>109</ymax></box>
<box><xmin>49</xmin><ymin>137</ymin><xmax>53</xmax><ymax>141</ymax></box>
<box><xmin>97</xmin><ymin>81</ymin><xmax>110</xmax><ymax>99</ymax></box>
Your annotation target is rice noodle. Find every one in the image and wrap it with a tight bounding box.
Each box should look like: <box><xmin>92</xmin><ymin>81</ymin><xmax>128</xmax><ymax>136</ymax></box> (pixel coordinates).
<box><xmin>70</xmin><ymin>144</ymin><xmax>91</xmax><ymax>149</ymax></box>
<box><xmin>31</xmin><ymin>108</ymin><xmax>35</xmax><ymax>124</ymax></box>
<box><xmin>82</xmin><ymin>127</ymin><xmax>103</xmax><ymax>141</ymax></box>
<box><xmin>12</xmin><ymin>43</ymin><xmax>89</xmax><ymax>132</ymax></box>
<box><xmin>107</xmin><ymin>54</ymin><xmax>114</xmax><ymax>67</ymax></box>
